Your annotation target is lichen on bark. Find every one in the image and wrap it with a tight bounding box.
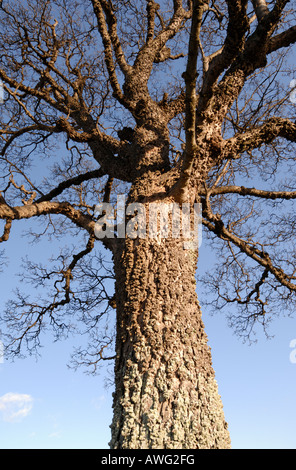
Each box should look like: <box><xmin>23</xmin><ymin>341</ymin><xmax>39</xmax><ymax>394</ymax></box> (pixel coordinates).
<box><xmin>110</xmin><ymin>234</ymin><xmax>231</xmax><ymax>449</ymax></box>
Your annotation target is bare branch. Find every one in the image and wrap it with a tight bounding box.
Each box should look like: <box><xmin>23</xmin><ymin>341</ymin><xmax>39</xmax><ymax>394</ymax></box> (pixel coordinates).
<box><xmin>169</xmin><ymin>0</ymin><xmax>208</xmax><ymax>201</ymax></box>
<box><xmin>225</xmin><ymin>117</ymin><xmax>296</xmax><ymax>156</ymax></box>
<box><xmin>0</xmin><ymin>218</ymin><xmax>12</xmax><ymax>242</ymax></box>
<box><xmin>0</xmin><ymin>74</ymin><xmax>129</xmax><ymax>180</ymax></box>
<box><xmin>146</xmin><ymin>0</ymin><xmax>158</xmax><ymax>44</ymax></box>
<box><xmin>207</xmin><ymin>185</ymin><xmax>296</xmax><ymax>200</ymax></box>
<box><xmin>91</xmin><ymin>0</ymin><xmax>130</xmax><ymax>104</ymax></box>
<box><xmin>0</xmin><ymin>199</ymin><xmax>95</xmax><ymax>235</ymax></box>
<box><xmin>201</xmin><ymin>202</ymin><xmax>296</xmax><ymax>293</ymax></box>
<box><xmin>197</xmin><ymin>0</ymin><xmax>249</xmax><ymax>120</ymax></box>
<box><xmin>195</xmin><ymin>0</ymin><xmax>292</xmax><ymax>137</ymax></box>
<box><xmin>268</xmin><ymin>25</ymin><xmax>296</xmax><ymax>54</ymax></box>
<box><xmin>36</xmin><ymin>168</ymin><xmax>106</xmax><ymax>203</ymax></box>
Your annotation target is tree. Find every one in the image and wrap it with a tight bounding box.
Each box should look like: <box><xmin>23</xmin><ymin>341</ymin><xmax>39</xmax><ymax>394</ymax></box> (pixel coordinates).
<box><xmin>0</xmin><ymin>0</ymin><xmax>296</xmax><ymax>449</ymax></box>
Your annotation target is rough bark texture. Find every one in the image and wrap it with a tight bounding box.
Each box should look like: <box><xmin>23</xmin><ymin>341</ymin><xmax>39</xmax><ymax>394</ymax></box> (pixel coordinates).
<box><xmin>2</xmin><ymin>0</ymin><xmax>295</xmax><ymax>451</ymax></box>
<box><xmin>110</xmin><ymin>235</ymin><xmax>231</xmax><ymax>449</ymax></box>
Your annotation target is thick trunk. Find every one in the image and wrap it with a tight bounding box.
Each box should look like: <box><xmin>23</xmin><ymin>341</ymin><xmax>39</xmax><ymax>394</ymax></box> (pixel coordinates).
<box><xmin>110</xmin><ymin>235</ymin><xmax>231</xmax><ymax>449</ymax></box>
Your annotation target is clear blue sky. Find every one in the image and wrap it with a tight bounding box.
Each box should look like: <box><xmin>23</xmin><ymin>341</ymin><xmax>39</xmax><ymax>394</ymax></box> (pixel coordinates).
<box><xmin>1</xmin><ymin>217</ymin><xmax>296</xmax><ymax>449</ymax></box>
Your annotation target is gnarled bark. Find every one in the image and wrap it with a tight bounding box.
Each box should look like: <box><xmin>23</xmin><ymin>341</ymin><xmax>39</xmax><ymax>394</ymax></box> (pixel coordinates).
<box><xmin>110</xmin><ymin>235</ymin><xmax>230</xmax><ymax>449</ymax></box>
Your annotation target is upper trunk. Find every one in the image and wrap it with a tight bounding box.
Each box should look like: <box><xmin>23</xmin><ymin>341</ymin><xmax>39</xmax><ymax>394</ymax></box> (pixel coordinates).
<box><xmin>110</xmin><ymin>233</ymin><xmax>231</xmax><ymax>449</ymax></box>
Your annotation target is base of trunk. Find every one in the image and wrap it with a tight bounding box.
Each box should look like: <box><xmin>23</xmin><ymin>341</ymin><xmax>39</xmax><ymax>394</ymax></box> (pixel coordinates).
<box><xmin>110</xmin><ymin>237</ymin><xmax>231</xmax><ymax>449</ymax></box>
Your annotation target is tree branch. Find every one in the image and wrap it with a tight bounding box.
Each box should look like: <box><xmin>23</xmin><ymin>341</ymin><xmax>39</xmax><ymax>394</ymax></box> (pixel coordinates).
<box><xmin>0</xmin><ymin>200</ymin><xmax>95</xmax><ymax>235</ymax></box>
<box><xmin>91</xmin><ymin>0</ymin><xmax>130</xmax><ymax>105</ymax></box>
<box><xmin>202</xmin><ymin>202</ymin><xmax>296</xmax><ymax>293</ymax></box>
<box><xmin>146</xmin><ymin>0</ymin><xmax>158</xmax><ymax>44</ymax></box>
<box><xmin>95</xmin><ymin>0</ymin><xmax>130</xmax><ymax>75</ymax></box>
<box><xmin>196</xmin><ymin>0</ymin><xmax>249</xmax><ymax>121</ymax></box>
<box><xmin>122</xmin><ymin>0</ymin><xmax>190</xmax><ymax>102</ymax></box>
<box><xmin>169</xmin><ymin>0</ymin><xmax>208</xmax><ymax>201</ymax></box>
<box><xmin>206</xmin><ymin>185</ymin><xmax>296</xmax><ymax>200</ymax></box>
<box><xmin>225</xmin><ymin>117</ymin><xmax>296</xmax><ymax>156</ymax></box>
<box><xmin>36</xmin><ymin>168</ymin><xmax>106</xmax><ymax>203</ymax></box>
<box><xmin>2</xmin><ymin>233</ymin><xmax>97</xmax><ymax>357</ymax></box>
<box><xmin>196</xmin><ymin>0</ymin><xmax>291</xmax><ymax>133</ymax></box>
<box><xmin>0</xmin><ymin>218</ymin><xmax>12</xmax><ymax>242</ymax></box>
<box><xmin>0</xmin><ymin>73</ymin><xmax>129</xmax><ymax>180</ymax></box>
<box><xmin>268</xmin><ymin>25</ymin><xmax>296</xmax><ymax>54</ymax></box>
<box><xmin>1</xmin><ymin>125</ymin><xmax>41</xmax><ymax>156</ymax></box>
<box><xmin>251</xmin><ymin>0</ymin><xmax>269</xmax><ymax>22</ymax></box>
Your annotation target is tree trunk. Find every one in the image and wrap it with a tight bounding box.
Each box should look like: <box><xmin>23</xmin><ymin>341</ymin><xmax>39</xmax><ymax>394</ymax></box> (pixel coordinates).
<box><xmin>110</xmin><ymin>234</ymin><xmax>231</xmax><ymax>449</ymax></box>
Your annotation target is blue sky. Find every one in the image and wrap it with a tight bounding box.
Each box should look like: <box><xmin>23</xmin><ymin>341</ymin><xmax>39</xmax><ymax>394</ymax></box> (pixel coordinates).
<box><xmin>0</xmin><ymin>222</ymin><xmax>113</xmax><ymax>449</ymax></box>
<box><xmin>1</xmin><ymin>218</ymin><xmax>296</xmax><ymax>449</ymax></box>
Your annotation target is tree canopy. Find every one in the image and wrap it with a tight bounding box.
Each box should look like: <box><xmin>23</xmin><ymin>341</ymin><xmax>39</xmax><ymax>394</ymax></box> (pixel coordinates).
<box><xmin>0</xmin><ymin>0</ymin><xmax>296</xmax><ymax>363</ymax></box>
